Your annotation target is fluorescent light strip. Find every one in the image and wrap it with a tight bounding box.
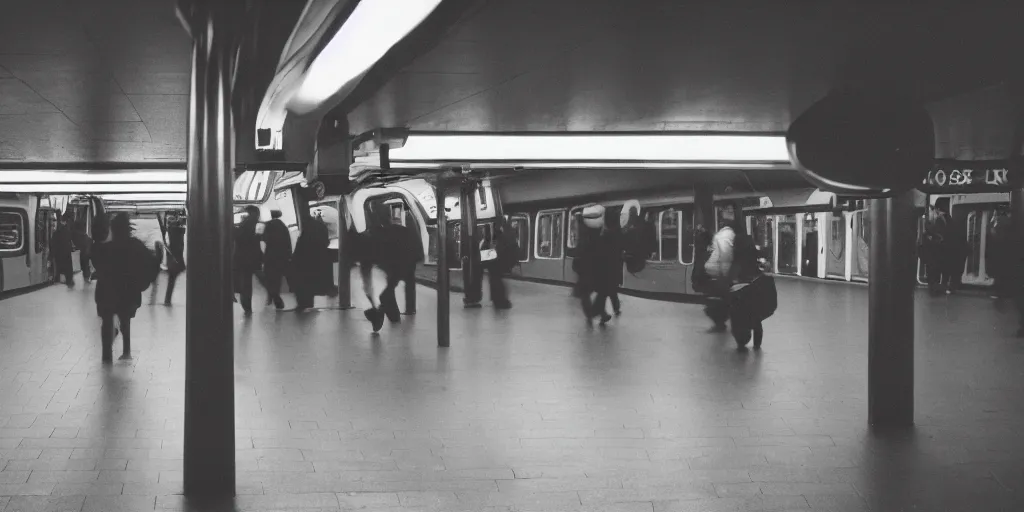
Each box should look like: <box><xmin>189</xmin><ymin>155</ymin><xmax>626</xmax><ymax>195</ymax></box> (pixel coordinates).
<box><xmin>0</xmin><ymin>170</ymin><xmax>187</xmax><ymax>184</ymax></box>
<box><xmin>99</xmin><ymin>193</ymin><xmax>188</xmax><ymax>203</ymax></box>
<box><xmin>386</xmin><ymin>161</ymin><xmax>790</xmax><ymax>170</ymax></box>
<box><xmin>388</xmin><ymin>134</ymin><xmax>792</xmax><ymax>163</ymax></box>
<box><xmin>0</xmin><ymin>184</ymin><xmax>187</xmax><ymax>193</ymax></box>
<box><xmin>289</xmin><ymin>0</ymin><xmax>445</xmax><ymax>113</ymax></box>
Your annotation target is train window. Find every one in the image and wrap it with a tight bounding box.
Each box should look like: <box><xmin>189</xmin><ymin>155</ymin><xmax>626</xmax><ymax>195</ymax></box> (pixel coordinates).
<box><xmin>535</xmin><ymin>210</ymin><xmax>564</xmax><ymax>259</ymax></box>
<box><xmin>679</xmin><ymin>206</ymin><xmax>695</xmax><ymax>265</ymax></box>
<box><xmin>507</xmin><ymin>214</ymin><xmax>530</xmax><ymax>262</ymax></box>
<box><xmin>655</xmin><ymin>210</ymin><xmax>680</xmax><ymax>262</ymax></box>
<box><xmin>0</xmin><ymin>210</ymin><xmax>26</xmax><ymax>253</ymax></box>
<box><xmin>566</xmin><ymin>208</ymin><xmax>583</xmax><ymax>249</ymax></box>
<box><xmin>426</xmin><ymin>226</ymin><xmax>438</xmax><ymax>264</ymax></box>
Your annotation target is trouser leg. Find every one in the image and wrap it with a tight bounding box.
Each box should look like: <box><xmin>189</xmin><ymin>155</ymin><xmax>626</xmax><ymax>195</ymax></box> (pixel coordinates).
<box><xmin>593</xmin><ymin>291</ymin><xmax>609</xmax><ymax>319</ymax></box>
<box><xmin>165</xmin><ymin>270</ymin><xmax>179</xmax><ymax>304</ymax></box>
<box><xmin>487</xmin><ymin>267</ymin><xmax>510</xmax><ymax>306</ymax></box>
<box><xmin>609</xmin><ymin>291</ymin><xmax>621</xmax><ymax>313</ymax></box>
<box><xmin>118</xmin><ymin>314</ymin><xmax>131</xmax><ymax>357</ymax></box>
<box><xmin>379</xmin><ymin>274</ymin><xmax>402</xmax><ymax>323</ymax></box>
<box><xmin>240</xmin><ymin>271</ymin><xmax>253</xmax><ymax>312</ymax></box>
<box><xmin>80</xmin><ymin>253</ymin><xmax>91</xmax><ymax>281</ymax></box>
<box><xmin>100</xmin><ymin>315</ymin><xmax>115</xmax><ymax>362</ymax></box>
<box><xmin>753</xmin><ymin>321</ymin><xmax>764</xmax><ymax>348</ymax></box>
<box><xmin>404</xmin><ymin>270</ymin><xmax>416</xmax><ymax>314</ymax></box>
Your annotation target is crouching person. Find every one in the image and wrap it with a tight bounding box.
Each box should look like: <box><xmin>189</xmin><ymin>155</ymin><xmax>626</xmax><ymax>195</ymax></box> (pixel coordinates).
<box><xmin>728</xmin><ymin>233</ymin><xmax>777</xmax><ymax>350</ymax></box>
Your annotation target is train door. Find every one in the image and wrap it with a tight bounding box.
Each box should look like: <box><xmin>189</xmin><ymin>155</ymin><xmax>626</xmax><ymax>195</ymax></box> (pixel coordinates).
<box><xmin>850</xmin><ymin>208</ymin><xmax>870</xmax><ymax>281</ymax></box>
<box><xmin>0</xmin><ymin>203</ymin><xmax>30</xmax><ymax>291</ymax></box>
<box><xmin>824</xmin><ymin>212</ymin><xmax>847</xmax><ymax>280</ymax></box>
<box><xmin>800</xmin><ymin>213</ymin><xmax>822</xmax><ymax>277</ymax></box>
<box><xmin>776</xmin><ymin>214</ymin><xmax>799</xmax><ymax>274</ymax></box>
<box><xmin>749</xmin><ymin>215</ymin><xmax>774</xmax><ymax>274</ymax></box>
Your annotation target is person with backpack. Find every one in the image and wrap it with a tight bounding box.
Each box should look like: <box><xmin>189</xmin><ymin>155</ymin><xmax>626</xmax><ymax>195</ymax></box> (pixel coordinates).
<box><xmin>91</xmin><ymin>213</ymin><xmax>161</xmax><ymax>362</ymax></box>
<box><xmin>728</xmin><ymin>232</ymin><xmax>777</xmax><ymax>350</ymax></box>
<box><xmin>50</xmin><ymin>215</ymin><xmax>75</xmax><ymax>287</ymax></box>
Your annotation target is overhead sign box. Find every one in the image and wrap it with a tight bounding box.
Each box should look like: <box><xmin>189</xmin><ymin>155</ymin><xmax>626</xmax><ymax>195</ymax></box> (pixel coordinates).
<box><xmin>919</xmin><ymin>159</ymin><xmax>1017</xmax><ymax>193</ymax></box>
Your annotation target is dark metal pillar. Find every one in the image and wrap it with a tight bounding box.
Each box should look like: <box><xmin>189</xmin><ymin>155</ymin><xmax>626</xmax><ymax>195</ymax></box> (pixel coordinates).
<box><xmin>315</xmin><ymin>117</ymin><xmax>353</xmax><ymax>309</ymax></box>
<box><xmin>183</xmin><ymin>7</ymin><xmax>236</xmax><ymax>498</ymax></box>
<box><xmin>867</xmin><ymin>191</ymin><xmax>917</xmax><ymax>427</ymax></box>
<box><xmin>460</xmin><ymin>179</ymin><xmax>478</xmax><ymax>302</ymax></box>
<box><xmin>436</xmin><ymin>178</ymin><xmax>450</xmax><ymax>347</ymax></box>
<box><xmin>336</xmin><ymin>196</ymin><xmax>353</xmax><ymax>309</ymax></box>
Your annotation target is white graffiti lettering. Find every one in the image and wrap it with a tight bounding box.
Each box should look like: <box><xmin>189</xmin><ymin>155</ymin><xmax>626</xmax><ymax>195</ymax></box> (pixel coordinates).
<box><xmin>986</xmin><ymin>168</ymin><xmax>1009</xmax><ymax>186</ymax></box>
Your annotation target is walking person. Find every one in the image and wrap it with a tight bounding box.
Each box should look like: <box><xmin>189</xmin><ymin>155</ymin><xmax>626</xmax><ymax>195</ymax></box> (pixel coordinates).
<box><xmin>465</xmin><ymin>217</ymin><xmax>515</xmax><ymax>310</ymax></box>
<box><xmin>358</xmin><ymin>206</ymin><xmax>422</xmax><ymax>332</ymax></box>
<box><xmin>704</xmin><ymin>216</ymin><xmax>737</xmax><ymax>332</ymax></box>
<box><xmin>91</xmin><ymin>213</ymin><xmax>161</xmax><ymax>362</ymax></box>
<box><xmin>50</xmin><ymin>215</ymin><xmax>75</xmax><ymax>287</ymax></box>
<box><xmin>573</xmin><ymin>204</ymin><xmax>621</xmax><ymax>326</ymax></box>
<box><xmin>163</xmin><ymin>214</ymin><xmax>186</xmax><ymax>305</ymax></box>
<box><xmin>922</xmin><ymin>205</ymin><xmax>950</xmax><ymax>295</ymax></box>
<box><xmin>262</xmin><ymin>210</ymin><xmax>292</xmax><ymax>310</ymax></box>
<box><xmin>72</xmin><ymin>219</ymin><xmax>93</xmax><ymax>283</ymax></box>
<box><xmin>234</xmin><ymin>206</ymin><xmax>263</xmax><ymax>314</ymax></box>
<box><xmin>291</xmin><ymin>209</ymin><xmax>330</xmax><ymax>312</ymax></box>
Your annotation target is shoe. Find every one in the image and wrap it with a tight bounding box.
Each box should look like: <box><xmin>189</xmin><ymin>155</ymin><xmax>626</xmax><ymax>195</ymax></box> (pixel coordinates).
<box><xmin>464</xmin><ymin>302</ymin><xmax>482</xmax><ymax>309</ymax></box>
<box><xmin>365</xmin><ymin>309</ymin><xmax>385</xmax><ymax>332</ymax></box>
<box><xmin>614</xmin><ymin>309</ymin><xmax>621</xmax><ymax>316</ymax></box>
<box><xmin>242</xmin><ymin>310</ymin><xmax>253</xmax><ymax>317</ymax></box>
<box><xmin>274</xmin><ymin>298</ymin><xmax>285</xmax><ymax>310</ymax></box>
<box><xmin>402</xmin><ymin>310</ymin><xmax>416</xmax><ymax>315</ymax></box>
<box><xmin>493</xmin><ymin>302</ymin><xmax>513</xmax><ymax>310</ymax></box>
<box><xmin>119</xmin><ymin>353</ymin><xmax>132</xmax><ymax>361</ymax></box>
<box><xmin>599</xmin><ymin>313</ymin><xmax>612</xmax><ymax>325</ymax></box>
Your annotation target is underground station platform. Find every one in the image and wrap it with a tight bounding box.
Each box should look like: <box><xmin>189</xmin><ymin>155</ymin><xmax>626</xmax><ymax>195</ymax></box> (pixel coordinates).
<box><xmin>0</xmin><ymin>273</ymin><xmax>1021</xmax><ymax>512</ymax></box>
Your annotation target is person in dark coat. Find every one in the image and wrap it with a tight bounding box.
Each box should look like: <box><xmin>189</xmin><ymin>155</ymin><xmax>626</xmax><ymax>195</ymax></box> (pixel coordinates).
<box><xmin>291</xmin><ymin>209</ymin><xmax>330</xmax><ymax>311</ymax></box>
<box><xmin>92</xmin><ymin>213</ymin><xmax>160</xmax><ymax>362</ymax></box>
<box><xmin>574</xmin><ymin>220</ymin><xmax>623</xmax><ymax>326</ymax></box>
<box><xmin>728</xmin><ymin>233</ymin><xmax>777</xmax><ymax>350</ymax></box>
<box><xmin>358</xmin><ymin>206</ymin><xmax>423</xmax><ymax>332</ymax></box>
<box><xmin>922</xmin><ymin>205</ymin><xmax>951</xmax><ymax>295</ymax></box>
<box><xmin>163</xmin><ymin>215</ymin><xmax>186</xmax><ymax>305</ymax></box>
<box><xmin>72</xmin><ymin>219</ymin><xmax>93</xmax><ymax>283</ymax></box>
<box><xmin>465</xmin><ymin>217</ymin><xmax>513</xmax><ymax>310</ymax></box>
<box><xmin>50</xmin><ymin>216</ymin><xmax>75</xmax><ymax>287</ymax></box>
<box><xmin>262</xmin><ymin>210</ymin><xmax>292</xmax><ymax>310</ymax></box>
<box><xmin>234</xmin><ymin>206</ymin><xmax>263</xmax><ymax>314</ymax></box>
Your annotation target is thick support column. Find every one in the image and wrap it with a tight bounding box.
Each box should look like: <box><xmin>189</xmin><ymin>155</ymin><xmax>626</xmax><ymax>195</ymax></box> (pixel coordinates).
<box><xmin>315</xmin><ymin>117</ymin><xmax>352</xmax><ymax>309</ymax></box>
<box><xmin>867</xmin><ymin>191</ymin><xmax>917</xmax><ymax>428</ymax></box>
<box><xmin>460</xmin><ymin>180</ymin><xmax>478</xmax><ymax>302</ymax></box>
<box><xmin>436</xmin><ymin>180</ymin><xmax>450</xmax><ymax>347</ymax></box>
<box><xmin>183</xmin><ymin>12</ymin><xmax>236</xmax><ymax>498</ymax></box>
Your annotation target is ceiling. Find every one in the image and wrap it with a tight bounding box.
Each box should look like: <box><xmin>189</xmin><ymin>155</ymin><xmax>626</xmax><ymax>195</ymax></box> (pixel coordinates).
<box><xmin>336</xmin><ymin>0</ymin><xmax>1024</xmax><ymax>160</ymax></box>
<box><xmin>0</xmin><ymin>0</ymin><xmax>191</xmax><ymax>162</ymax></box>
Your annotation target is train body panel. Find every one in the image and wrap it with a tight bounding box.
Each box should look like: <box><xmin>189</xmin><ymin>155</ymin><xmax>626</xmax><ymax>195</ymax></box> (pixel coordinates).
<box><xmin>1</xmin><ymin>194</ymin><xmax>102</xmax><ymax>295</ymax></box>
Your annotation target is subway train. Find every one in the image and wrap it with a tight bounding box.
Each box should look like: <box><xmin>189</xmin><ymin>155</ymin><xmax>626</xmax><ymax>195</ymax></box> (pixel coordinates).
<box><xmin>342</xmin><ymin>175</ymin><xmax>1005</xmax><ymax>300</ymax></box>
<box><xmin>0</xmin><ymin>194</ymin><xmax>103</xmax><ymax>294</ymax></box>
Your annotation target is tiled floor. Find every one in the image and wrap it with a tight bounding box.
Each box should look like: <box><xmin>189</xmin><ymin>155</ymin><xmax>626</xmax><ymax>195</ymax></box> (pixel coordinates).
<box><xmin>0</xmin><ymin>272</ymin><xmax>1022</xmax><ymax>511</ymax></box>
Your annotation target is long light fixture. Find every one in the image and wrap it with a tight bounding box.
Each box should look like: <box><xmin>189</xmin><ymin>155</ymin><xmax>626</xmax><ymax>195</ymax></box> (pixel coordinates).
<box><xmin>287</xmin><ymin>0</ymin><xmax>445</xmax><ymax>114</ymax></box>
<box><xmin>0</xmin><ymin>183</ymin><xmax>187</xmax><ymax>194</ymax></box>
<box><xmin>99</xmin><ymin>193</ymin><xmax>188</xmax><ymax>203</ymax></box>
<box><xmin>387</xmin><ymin>134</ymin><xmax>792</xmax><ymax>164</ymax></box>
<box><xmin>0</xmin><ymin>170</ymin><xmax>187</xmax><ymax>184</ymax></box>
<box><xmin>387</xmin><ymin>161</ymin><xmax>791</xmax><ymax>171</ymax></box>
